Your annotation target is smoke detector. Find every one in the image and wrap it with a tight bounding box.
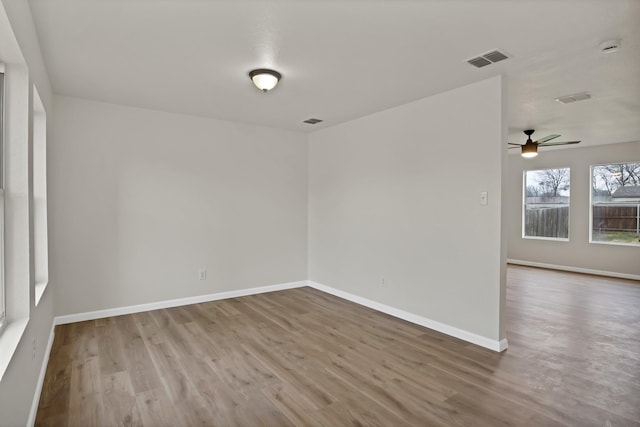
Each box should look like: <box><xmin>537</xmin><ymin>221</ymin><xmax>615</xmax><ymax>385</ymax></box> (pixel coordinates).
<box><xmin>599</xmin><ymin>39</ymin><xmax>622</xmax><ymax>54</ymax></box>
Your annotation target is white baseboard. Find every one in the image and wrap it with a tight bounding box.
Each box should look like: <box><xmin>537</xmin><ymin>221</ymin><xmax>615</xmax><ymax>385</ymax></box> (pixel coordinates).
<box><xmin>27</xmin><ymin>322</ymin><xmax>55</xmax><ymax>427</ymax></box>
<box><xmin>507</xmin><ymin>259</ymin><xmax>640</xmax><ymax>281</ymax></box>
<box><xmin>54</xmin><ymin>280</ymin><xmax>308</xmax><ymax>325</ymax></box>
<box><xmin>307</xmin><ymin>281</ymin><xmax>508</xmax><ymax>353</ymax></box>
<box><xmin>53</xmin><ymin>278</ymin><xmax>508</xmax><ymax>353</ymax></box>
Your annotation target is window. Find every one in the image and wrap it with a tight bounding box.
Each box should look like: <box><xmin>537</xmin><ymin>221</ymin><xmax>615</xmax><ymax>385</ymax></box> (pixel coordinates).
<box><xmin>33</xmin><ymin>86</ymin><xmax>48</xmax><ymax>305</ymax></box>
<box><xmin>523</xmin><ymin>168</ymin><xmax>570</xmax><ymax>240</ymax></box>
<box><xmin>0</xmin><ymin>16</ymin><xmax>41</xmax><ymax>381</ymax></box>
<box><xmin>591</xmin><ymin>162</ymin><xmax>640</xmax><ymax>246</ymax></box>
<box><xmin>0</xmin><ymin>70</ymin><xmax>5</xmax><ymax>332</ymax></box>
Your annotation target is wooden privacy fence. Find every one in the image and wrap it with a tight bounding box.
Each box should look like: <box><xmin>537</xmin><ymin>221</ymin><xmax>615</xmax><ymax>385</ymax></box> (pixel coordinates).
<box><xmin>525</xmin><ymin>206</ymin><xmax>569</xmax><ymax>238</ymax></box>
<box><xmin>592</xmin><ymin>204</ymin><xmax>640</xmax><ymax>233</ymax></box>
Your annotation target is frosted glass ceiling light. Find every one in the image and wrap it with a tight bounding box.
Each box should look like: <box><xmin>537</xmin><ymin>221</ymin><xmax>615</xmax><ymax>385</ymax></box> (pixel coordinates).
<box><xmin>249</xmin><ymin>69</ymin><xmax>281</xmax><ymax>92</ymax></box>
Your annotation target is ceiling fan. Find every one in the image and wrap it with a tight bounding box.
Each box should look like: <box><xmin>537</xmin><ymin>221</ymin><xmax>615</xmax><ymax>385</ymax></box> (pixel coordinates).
<box><xmin>508</xmin><ymin>129</ymin><xmax>580</xmax><ymax>158</ymax></box>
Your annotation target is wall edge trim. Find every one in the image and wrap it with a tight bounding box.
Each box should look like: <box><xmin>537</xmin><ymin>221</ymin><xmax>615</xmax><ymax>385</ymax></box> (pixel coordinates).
<box><xmin>54</xmin><ymin>280</ymin><xmax>308</xmax><ymax>325</ymax></box>
<box><xmin>307</xmin><ymin>281</ymin><xmax>507</xmax><ymax>352</ymax></box>
<box><xmin>27</xmin><ymin>322</ymin><xmax>55</xmax><ymax>427</ymax></box>
<box><xmin>507</xmin><ymin>259</ymin><xmax>640</xmax><ymax>281</ymax></box>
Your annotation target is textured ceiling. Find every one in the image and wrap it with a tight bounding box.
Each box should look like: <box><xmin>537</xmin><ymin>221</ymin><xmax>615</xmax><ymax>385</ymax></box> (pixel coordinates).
<box><xmin>28</xmin><ymin>0</ymin><xmax>640</xmax><ymax>148</ymax></box>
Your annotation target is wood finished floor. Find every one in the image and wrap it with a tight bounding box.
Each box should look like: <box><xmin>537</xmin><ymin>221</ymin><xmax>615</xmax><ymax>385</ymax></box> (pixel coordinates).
<box><xmin>36</xmin><ymin>266</ymin><xmax>640</xmax><ymax>426</ymax></box>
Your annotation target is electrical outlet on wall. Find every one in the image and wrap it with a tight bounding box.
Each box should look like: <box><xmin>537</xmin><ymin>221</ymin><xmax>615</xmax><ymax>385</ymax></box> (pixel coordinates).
<box><xmin>480</xmin><ymin>191</ymin><xmax>488</xmax><ymax>205</ymax></box>
<box><xmin>198</xmin><ymin>268</ymin><xmax>207</xmax><ymax>281</ymax></box>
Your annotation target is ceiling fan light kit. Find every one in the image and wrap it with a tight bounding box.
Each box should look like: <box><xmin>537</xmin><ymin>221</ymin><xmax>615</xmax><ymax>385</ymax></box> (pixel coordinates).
<box><xmin>248</xmin><ymin>68</ymin><xmax>281</xmax><ymax>92</ymax></box>
<box><xmin>521</xmin><ymin>142</ymin><xmax>538</xmax><ymax>158</ymax></box>
<box><xmin>508</xmin><ymin>129</ymin><xmax>581</xmax><ymax>158</ymax></box>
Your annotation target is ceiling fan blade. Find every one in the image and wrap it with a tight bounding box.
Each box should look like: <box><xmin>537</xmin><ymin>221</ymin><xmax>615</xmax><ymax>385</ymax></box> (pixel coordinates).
<box><xmin>539</xmin><ymin>140</ymin><xmax>581</xmax><ymax>147</ymax></box>
<box><xmin>508</xmin><ymin>146</ymin><xmax>521</xmax><ymax>149</ymax></box>
<box><xmin>507</xmin><ymin>143</ymin><xmax>522</xmax><ymax>146</ymax></box>
<box><xmin>534</xmin><ymin>134</ymin><xmax>561</xmax><ymax>144</ymax></box>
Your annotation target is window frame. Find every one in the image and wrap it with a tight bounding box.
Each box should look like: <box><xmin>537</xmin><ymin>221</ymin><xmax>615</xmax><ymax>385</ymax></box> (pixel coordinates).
<box><xmin>522</xmin><ymin>167</ymin><xmax>571</xmax><ymax>242</ymax></box>
<box><xmin>32</xmin><ymin>85</ymin><xmax>48</xmax><ymax>305</ymax></box>
<box><xmin>0</xmin><ymin>70</ymin><xmax>5</xmax><ymax>334</ymax></box>
<box><xmin>589</xmin><ymin>162</ymin><xmax>640</xmax><ymax>247</ymax></box>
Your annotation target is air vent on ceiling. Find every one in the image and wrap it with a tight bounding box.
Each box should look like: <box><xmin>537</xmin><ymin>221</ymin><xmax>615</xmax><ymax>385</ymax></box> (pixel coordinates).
<box><xmin>303</xmin><ymin>118</ymin><xmax>323</xmax><ymax>124</ymax></box>
<box><xmin>483</xmin><ymin>50</ymin><xmax>509</xmax><ymax>63</ymax></box>
<box><xmin>555</xmin><ymin>92</ymin><xmax>591</xmax><ymax>104</ymax></box>
<box><xmin>467</xmin><ymin>49</ymin><xmax>510</xmax><ymax>68</ymax></box>
<box><xmin>600</xmin><ymin>39</ymin><xmax>622</xmax><ymax>54</ymax></box>
<box><xmin>467</xmin><ymin>57</ymin><xmax>492</xmax><ymax>68</ymax></box>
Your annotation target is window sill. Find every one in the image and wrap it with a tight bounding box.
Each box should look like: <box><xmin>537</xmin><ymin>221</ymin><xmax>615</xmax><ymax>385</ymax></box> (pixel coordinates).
<box><xmin>589</xmin><ymin>240</ymin><xmax>640</xmax><ymax>248</ymax></box>
<box><xmin>0</xmin><ymin>317</ymin><xmax>29</xmax><ymax>382</ymax></box>
<box><xmin>522</xmin><ymin>236</ymin><xmax>570</xmax><ymax>242</ymax></box>
<box><xmin>35</xmin><ymin>281</ymin><xmax>48</xmax><ymax>306</ymax></box>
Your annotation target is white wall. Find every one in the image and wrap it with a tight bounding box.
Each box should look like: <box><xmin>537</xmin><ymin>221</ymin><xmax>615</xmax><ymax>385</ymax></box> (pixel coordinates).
<box><xmin>0</xmin><ymin>0</ymin><xmax>55</xmax><ymax>425</ymax></box>
<box><xmin>308</xmin><ymin>76</ymin><xmax>507</xmax><ymax>343</ymax></box>
<box><xmin>507</xmin><ymin>140</ymin><xmax>640</xmax><ymax>277</ymax></box>
<box><xmin>50</xmin><ymin>97</ymin><xmax>308</xmax><ymax>316</ymax></box>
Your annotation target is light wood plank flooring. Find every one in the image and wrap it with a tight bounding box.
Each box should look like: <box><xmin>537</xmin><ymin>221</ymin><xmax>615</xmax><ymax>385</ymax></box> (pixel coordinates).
<box><xmin>36</xmin><ymin>266</ymin><xmax>640</xmax><ymax>426</ymax></box>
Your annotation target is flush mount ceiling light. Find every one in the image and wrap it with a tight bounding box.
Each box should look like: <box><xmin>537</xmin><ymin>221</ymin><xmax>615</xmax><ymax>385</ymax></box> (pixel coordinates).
<box><xmin>248</xmin><ymin>68</ymin><xmax>281</xmax><ymax>92</ymax></box>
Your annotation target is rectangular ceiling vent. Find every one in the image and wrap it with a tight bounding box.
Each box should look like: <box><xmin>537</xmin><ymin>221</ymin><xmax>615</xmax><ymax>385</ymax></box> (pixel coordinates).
<box><xmin>555</xmin><ymin>92</ymin><xmax>591</xmax><ymax>104</ymax></box>
<box><xmin>303</xmin><ymin>118</ymin><xmax>323</xmax><ymax>124</ymax></box>
<box><xmin>483</xmin><ymin>50</ymin><xmax>509</xmax><ymax>63</ymax></box>
<box><xmin>467</xmin><ymin>49</ymin><xmax>510</xmax><ymax>68</ymax></box>
<box><xmin>467</xmin><ymin>57</ymin><xmax>492</xmax><ymax>68</ymax></box>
